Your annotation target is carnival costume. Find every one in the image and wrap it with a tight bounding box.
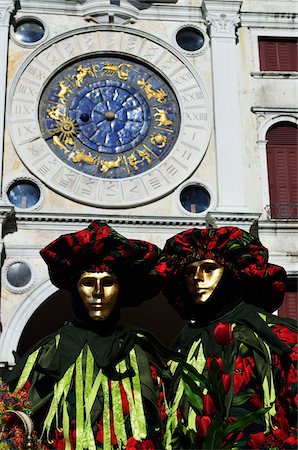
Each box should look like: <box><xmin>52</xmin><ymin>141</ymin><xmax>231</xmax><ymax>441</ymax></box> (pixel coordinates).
<box><xmin>6</xmin><ymin>222</ymin><xmax>169</xmax><ymax>450</ymax></box>
<box><xmin>154</xmin><ymin>226</ymin><xmax>298</xmax><ymax>449</ymax></box>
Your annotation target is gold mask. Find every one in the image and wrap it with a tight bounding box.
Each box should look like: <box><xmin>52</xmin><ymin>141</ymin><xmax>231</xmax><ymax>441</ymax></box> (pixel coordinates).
<box><xmin>184</xmin><ymin>259</ymin><xmax>224</xmax><ymax>304</ymax></box>
<box><xmin>77</xmin><ymin>271</ymin><xmax>119</xmax><ymax>321</ymax></box>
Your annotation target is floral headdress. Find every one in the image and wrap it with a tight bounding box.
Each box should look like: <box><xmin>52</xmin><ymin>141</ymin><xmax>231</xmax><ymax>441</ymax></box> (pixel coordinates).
<box><xmin>40</xmin><ymin>221</ymin><xmax>161</xmax><ymax>306</ymax></box>
<box><xmin>154</xmin><ymin>226</ymin><xmax>286</xmax><ymax>313</ymax></box>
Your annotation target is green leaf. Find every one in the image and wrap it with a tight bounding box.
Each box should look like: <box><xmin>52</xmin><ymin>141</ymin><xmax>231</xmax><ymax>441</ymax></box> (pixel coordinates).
<box><xmin>203</xmin><ymin>415</ymin><xmax>224</xmax><ymax>449</ymax></box>
<box><xmin>180</xmin><ymin>360</ymin><xmax>209</xmax><ymax>389</ymax></box>
<box><xmin>223</xmin><ymin>407</ymin><xmax>270</xmax><ymax>437</ymax></box>
<box><xmin>232</xmin><ymin>389</ymin><xmax>254</xmax><ymax>406</ymax></box>
<box><xmin>182</xmin><ymin>376</ymin><xmax>203</xmax><ymax>414</ymax></box>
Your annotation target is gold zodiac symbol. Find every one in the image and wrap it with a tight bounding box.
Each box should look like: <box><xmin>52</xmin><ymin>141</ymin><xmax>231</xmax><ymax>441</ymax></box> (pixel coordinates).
<box><xmin>47</xmin><ymin>105</ymin><xmax>65</xmax><ymax>121</ymax></box>
<box><xmin>137</xmin><ymin>79</ymin><xmax>167</xmax><ymax>103</ymax></box>
<box><xmin>128</xmin><ymin>150</ymin><xmax>152</xmax><ymax>171</ymax></box>
<box><xmin>74</xmin><ymin>65</ymin><xmax>94</xmax><ymax>88</ymax></box>
<box><xmin>137</xmin><ymin>149</ymin><xmax>152</xmax><ymax>164</ymax></box>
<box><xmin>128</xmin><ymin>153</ymin><xmax>139</xmax><ymax>171</ymax></box>
<box><xmin>100</xmin><ymin>62</ymin><xmax>132</xmax><ymax>81</ymax></box>
<box><xmin>150</xmin><ymin>132</ymin><xmax>168</xmax><ymax>148</ymax></box>
<box><xmin>53</xmin><ymin>135</ymin><xmax>69</xmax><ymax>154</ymax></box>
<box><xmin>57</xmin><ymin>81</ymin><xmax>72</xmax><ymax>104</ymax></box>
<box><xmin>98</xmin><ymin>156</ymin><xmax>122</xmax><ymax>174</ymax></box>
<box><xmin>72</xmin><ymin>150</ymin><xmax>97</xmax><ymax>165</ymax></box>
<box><xmin>154</xmin><ymin>108</ymin><xmax>173</xmax><ymax>127</ymax></box>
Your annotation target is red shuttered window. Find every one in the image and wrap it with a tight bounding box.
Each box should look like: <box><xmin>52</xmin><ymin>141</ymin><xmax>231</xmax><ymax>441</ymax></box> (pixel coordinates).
<box><xmin>259</xmin><ymin>37</ymin><xmax>298</xmax><ymax>71</ymax></box>
<box><xmin>278</xmin><ymin>278</ymin><xmax>298</xmax><ymax>320</ymax></box>
<box><xmin>266</xmin><ymin>123</ymin><xmax>298</xmax><ymax>219</ymax></box>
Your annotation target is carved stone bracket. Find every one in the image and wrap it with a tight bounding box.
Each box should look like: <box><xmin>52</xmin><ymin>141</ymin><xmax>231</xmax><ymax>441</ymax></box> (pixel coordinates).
<box><xmin>0</xmin><ymin>0</ymin><xmax>15</xmax><ymax>27</ymax></box>
<box><xmin>202</xmin><ymin>1</ymin><xmax>242</xmax><ymax>38</ymax></box>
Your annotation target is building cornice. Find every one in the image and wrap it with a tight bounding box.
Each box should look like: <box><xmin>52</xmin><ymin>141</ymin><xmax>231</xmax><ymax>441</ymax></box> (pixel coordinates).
<box><xmin>240</xmin><ymin>12</ymin><xmax>298</xmax><ymax>29</ymax></box>
<box><xmin>251</xmin><ymin>107</ymin><xmax>298</xmax><ymax>114</ymax></box>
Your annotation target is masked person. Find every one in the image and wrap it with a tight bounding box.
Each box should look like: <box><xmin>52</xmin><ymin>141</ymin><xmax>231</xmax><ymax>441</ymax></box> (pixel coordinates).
<box><xmin>154</xmin><ymin>226</ymin><xmax>297</xmax><ymax>449</ymax></box>
<box><xmin>5</xmin><ymin>221</ymin><xmax>169</xmax><ymax>450</ymax></box>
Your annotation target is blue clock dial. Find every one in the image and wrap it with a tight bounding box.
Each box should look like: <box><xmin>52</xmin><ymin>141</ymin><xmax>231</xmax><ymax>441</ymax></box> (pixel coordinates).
<box><xmin>39</xmin><ymin>56</ymin><xmax>180</xmax><ymax>179</ymax></box>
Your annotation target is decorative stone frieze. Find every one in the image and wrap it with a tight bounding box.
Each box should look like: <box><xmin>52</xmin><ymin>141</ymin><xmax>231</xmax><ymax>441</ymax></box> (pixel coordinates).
<box><xmin>202</xmin><ymin>0</ymin><xmax>241</xmax><ymax>38</ymax></box>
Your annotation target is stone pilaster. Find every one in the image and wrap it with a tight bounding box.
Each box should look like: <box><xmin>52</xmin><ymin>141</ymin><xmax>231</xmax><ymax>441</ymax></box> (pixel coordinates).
<box><xmin>0</xmin><ymin>1</ymin><xmax>16</xmax><ymax>193</ymax></box>
<box><xmin>203</xmin><ymin>1</ymin><xmax>246</xmax><ymax>212</ymax></box>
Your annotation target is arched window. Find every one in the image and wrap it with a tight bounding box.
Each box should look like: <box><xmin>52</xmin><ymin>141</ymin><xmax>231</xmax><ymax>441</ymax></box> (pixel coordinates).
<box><xmin>266</xmin><ymin>122</ymin><xmax>297</xmax><ymax>219</ymax></box>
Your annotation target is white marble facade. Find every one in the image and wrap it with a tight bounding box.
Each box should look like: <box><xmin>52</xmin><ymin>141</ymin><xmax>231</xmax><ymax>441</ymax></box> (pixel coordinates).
<box><xmin>0</xmin><ymin>0</ymin><xmax>297</xmax><ymax>366</ymax></box>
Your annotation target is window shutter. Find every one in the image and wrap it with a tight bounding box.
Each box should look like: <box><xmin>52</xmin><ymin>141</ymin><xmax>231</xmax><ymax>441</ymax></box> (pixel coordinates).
<box><xmin>278</xmin><ymin>291</ymin><xmax>297</xmax><ymax>320</ymax></box>
<box><xmin>266</xmin><ymin>124</ymin><xmax>298</xmax><ymax>218</ymax></box>
<box><xmin>259</xmin><ymin>38</ymin><xmax>298</xmax><ymax>71</ymax></box>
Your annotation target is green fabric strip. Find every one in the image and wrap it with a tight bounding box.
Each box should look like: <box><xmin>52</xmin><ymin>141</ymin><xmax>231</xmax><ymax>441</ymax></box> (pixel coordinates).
<box><xmin>84</xmin><ymin>363</ymin><xmax>103</xmax><ymax>450</ymax></box>
<box><xmin>75</xmin><ymin>350</ymin><xmax>85</xmax><ymax>450</ymax></box>
<box><xmin>62</xmin><ymin>396</ymin><xmax>71</xmax><ymax>450</ymax></box>
<box><xmin>102</xmin><ymin>374</ymin><xmax>111</xmax><ymax>450</ymax></box>
<box><xmin>119</xmin><ymin>359</ymin><xmax>139</xmax><ymax>439</ymax></box>
<box><xmin>85</xmin><ymin>345</ymin><xmax>94</xmax><ymax>401</ymax></box>
<box><xmin>187</xmin><ymin>407</ymin><xmax>196</xmax><ymax>432</ymax></box>
<box><xmin>16</xmin><ymin>348</ymin><xmax>40</xmax><ymax>390</ymax></box>
<box><xmin>262</xmin><ymin>340</ymin><xmax>277</xmax><ymax>433</ymax></box>
<box><xmin>111</xmin><ymin>377</ymin><xmax>127</xmax><ymax>447</ymax></box>
<box><xmin>42</xmin><ymin>363</ymin><xmax>74</xmax><ymax>443</ymax></box>
<box><xmin>129</xmin><ymin>348</ymin><xmax>147</xmax><ymax>440</ymax></box>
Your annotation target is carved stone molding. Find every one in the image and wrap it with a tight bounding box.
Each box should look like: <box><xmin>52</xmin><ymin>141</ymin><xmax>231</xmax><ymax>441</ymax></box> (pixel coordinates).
<box><xmin>0</xmin><ymin>1</ymin><xmax>15</xmax><ymax>27</ymax></box>
<box><xmin>202</xmin><ymin>1</ymin><xmax>242</xmax><ymax>38</ymax></box>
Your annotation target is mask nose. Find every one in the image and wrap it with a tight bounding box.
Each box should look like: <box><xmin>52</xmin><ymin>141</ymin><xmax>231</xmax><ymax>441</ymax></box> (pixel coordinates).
<box><xmin>93</xmin><ymin>279</ymin><xmax>103</xmax><ymax>298</ymax></box>
<box><xmin>194</xmin><ymin>267</ymin><xmax>204</xmax><ymax>283</ymax></box>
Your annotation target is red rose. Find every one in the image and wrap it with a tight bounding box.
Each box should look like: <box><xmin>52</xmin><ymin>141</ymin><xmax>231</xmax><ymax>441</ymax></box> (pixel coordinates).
<box><xmin>214</xmin><ymin>322</ymin><xmax>232</xmax><ymax>345</ymax></box>
<box><xmin>248</xmin><ymin>431</ymin><xmax>267</xmax><ymax>448</ymax></box>
<box><xmin>250</xmin><ymin>392</ymin><xmax>263</xmax><ymax>409</ymax></box>
<box><xmin>196</xmin><ymin>415</ymin><xmax>211</xmax><ymax>437</ymax></box>
<box><xmin>126</xmin><ymin>437</ymin><xmax>155</xmax><ymax>449</ymax></box>
<box><xmin>272</xmin><ymin>325</ymin><xmax>298</xmax><ymax>346</ymax></box>
<box><xmin>221</xmin><ymin>373</ymin><xmax>231</xmax><ymax>393</ymax></box>
<box><xmin>154</xmin><ymin>261</ymin><xmax>168</xmax><ymax>277</ymax></box>
<box><xmin>76</xmin><ymin>229</ymin><xmax>91</xmax><ymax>245</ymax></box>
<box><xmin>202</xmin><ymin>394</ymin><xmax>216</xmax><ymax>416</ymax></box>
<box><xmin>290</xmin><ymin>346</ymin><xmax>298</xmax><ymax>361</ymax></box>
<box><xmin>150</xmin><ymin>365</ymin><xmax>158</xmax><ymax>380</ymax></box>
<box><xmin>233</xmin><ymin>356</ymin><xmax>255</xmax><ymax>394</ymax></box>
<box><xmin>207</xmin><ymin>355</ymin><xmax>224</xmax><ymax>373</ymax></box>
<box><xmin>286</xmin><ymin>365</ymin><xmax>298</xmax><ymax>384</ymax></box>
<box><xmin>285</xmin><ymin>435</ymin><xmax>298</xmax><ymax>446</ymax></box>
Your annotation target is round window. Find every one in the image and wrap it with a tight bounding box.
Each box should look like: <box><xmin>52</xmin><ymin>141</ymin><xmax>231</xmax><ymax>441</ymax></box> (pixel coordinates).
<box><xmin>180</xmin><ymin>185</ymin><xmax>211</xmax><ymax>213</ymax></box>
<box><xmin>6</xmin><ymin>262</ymin><xmax>32</xmax><ymax>288</ymax></box>
<box><xmin>176</xmin><ymin>27</ymin><xmax>205</xmax><ymax>52</ymax></box>
<box><xmin>7</xmin><ymin>181</ymin><xmax>41</xmax><ymax>209</ymax></box>
<box><xmin>14</xmin><ymin>19</ymin><xmax>45</xmax><ymax>44</ymax></box>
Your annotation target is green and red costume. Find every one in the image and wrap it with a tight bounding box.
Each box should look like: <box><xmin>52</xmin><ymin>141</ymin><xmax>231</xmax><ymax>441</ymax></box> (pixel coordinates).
<box><xmin>6</xmin><ymin>222</ymin><xmax>169</xmax><ymax>449</ymax></box>
<box><xmin>154</xmin><ymin>226</ymin><xmax>298</xmax><ymax>449</ymax></box>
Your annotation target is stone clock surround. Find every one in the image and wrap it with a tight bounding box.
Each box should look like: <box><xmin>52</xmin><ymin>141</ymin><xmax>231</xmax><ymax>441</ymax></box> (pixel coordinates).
<box><xmin>8</xmin><ymin>25</ymin><xmax>212</xmax><ymax>208</ymax></box>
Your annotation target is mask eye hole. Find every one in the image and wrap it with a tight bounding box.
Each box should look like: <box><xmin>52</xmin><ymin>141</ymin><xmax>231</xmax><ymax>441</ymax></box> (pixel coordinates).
<box><xmin>102</xmin><ymin>277</ymin><xmax>116</xmax><ymax>287</ymax></box>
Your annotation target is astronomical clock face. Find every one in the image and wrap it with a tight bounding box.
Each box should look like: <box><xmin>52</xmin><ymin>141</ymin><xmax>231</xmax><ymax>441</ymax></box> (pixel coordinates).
<box><xmin>39</xmin><ymin>56</ymin><xmax>180</xmax><ymax>179</ymax></box>
<box><xmin>9</xmin><ymin>27</ymin><xmax>211</xmax><ymax>207</ymax></box>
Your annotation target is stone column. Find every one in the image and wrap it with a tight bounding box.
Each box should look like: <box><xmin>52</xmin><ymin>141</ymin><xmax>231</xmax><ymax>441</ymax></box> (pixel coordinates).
<box><xmin>0</xmin><ymin>1</ymin><xmax>15</xmax><ymax>193</ymax></box>
<box><xmin>203</xmin><ymin>0</ymin><xmax>246</xmax><ymax>212</ymax></box>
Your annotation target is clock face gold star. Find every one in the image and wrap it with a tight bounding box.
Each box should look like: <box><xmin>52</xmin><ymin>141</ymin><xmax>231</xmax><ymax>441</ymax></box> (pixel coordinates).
<box><xmin>8</xmin><ymin>28</ymin><xmax>211</xmax><ymax>207</ymax></box>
